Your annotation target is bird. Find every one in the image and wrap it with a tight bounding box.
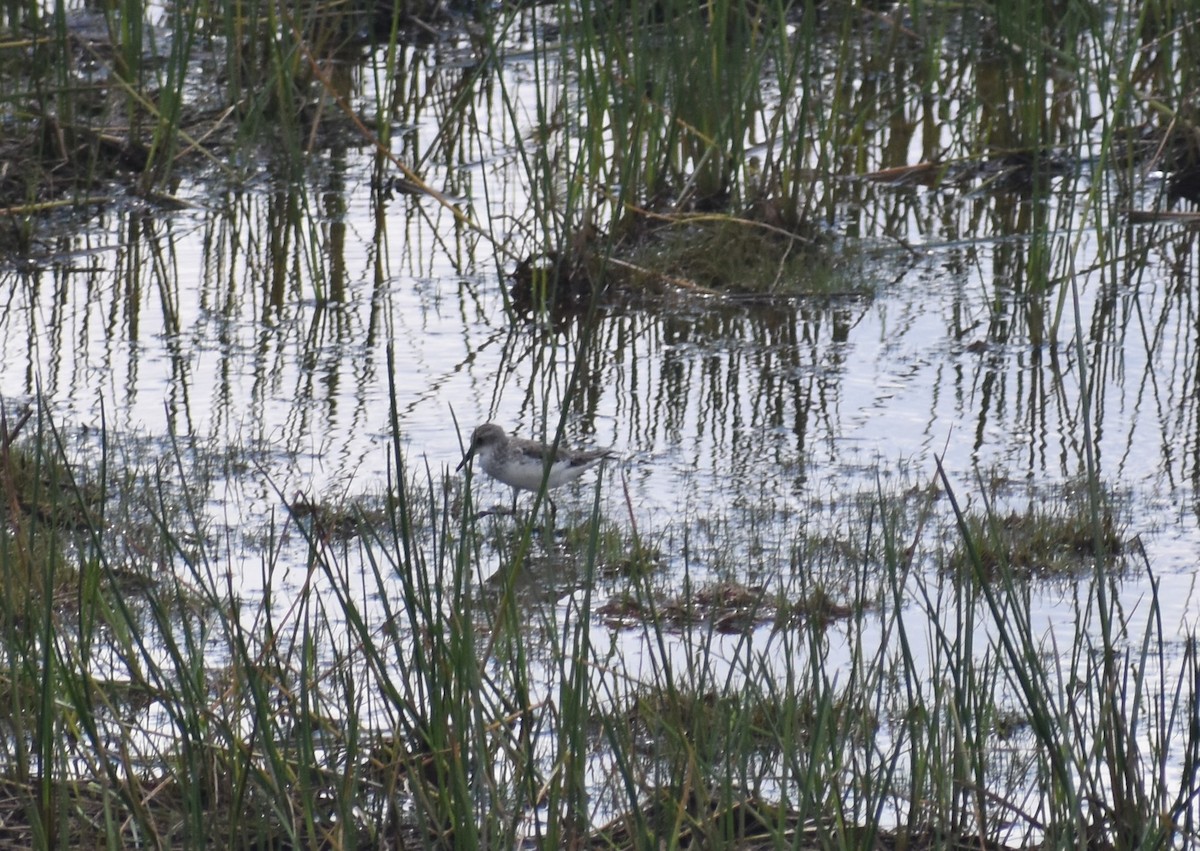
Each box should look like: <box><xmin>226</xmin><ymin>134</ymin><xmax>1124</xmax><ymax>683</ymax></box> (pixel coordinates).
<box><xmin>456</xmin><ymin>422</ymin><xmax>615</xmax><ymax>515</ymax></box>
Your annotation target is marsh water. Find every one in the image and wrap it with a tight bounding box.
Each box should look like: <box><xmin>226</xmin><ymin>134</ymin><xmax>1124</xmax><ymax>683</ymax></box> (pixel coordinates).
<box><xmin>2</xmin><ymin>0</ymin><xmax>1200</xmax><ymax>839</ymax></box>
<box><xmin>13</xmin><ymin>184</ymin><xmax>1194</xmax><ymax>579</ymax></box>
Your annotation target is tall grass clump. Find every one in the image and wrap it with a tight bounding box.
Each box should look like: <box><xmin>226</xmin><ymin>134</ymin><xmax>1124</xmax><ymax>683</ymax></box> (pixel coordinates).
<box><xmin>0</xmin><ymin>0</ymin><xmax>442</xmax><ymax>209</ymax></box>
<box><xmin>932</xmin><ymin>461</ymin><xmax>1189</xmax><ymax>848</ymax></box>
<box><xmin>469</xmin><ymin>0</ymin><xmax>1200</xmax><ymax>308</ymax></box>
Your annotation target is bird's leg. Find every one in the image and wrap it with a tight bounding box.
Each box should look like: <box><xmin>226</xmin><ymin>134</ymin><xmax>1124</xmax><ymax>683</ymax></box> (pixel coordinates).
<box><xmin>510</xmin><ymin>487</ymin><xmax>519</xmax><ymax>516</ymax></box>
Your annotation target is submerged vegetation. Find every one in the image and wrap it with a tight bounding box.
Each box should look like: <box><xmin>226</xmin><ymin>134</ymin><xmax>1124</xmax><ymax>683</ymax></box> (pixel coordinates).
<box><xmin>0</xmin><ymin>0</ymin><xmax>1198</xmax><ymax>847</ymax></box>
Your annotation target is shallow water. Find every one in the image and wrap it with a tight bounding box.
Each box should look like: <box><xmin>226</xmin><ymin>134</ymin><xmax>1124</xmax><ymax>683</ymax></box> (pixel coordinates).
<box><xmin>18</xmin><ymin>190</ymin><xmax>1191</xmax><ymax>535</ymax></box>
<box><xmin>4</xmin><ymin>112</ymin><xmax>1197</xmax><ymax>600</ymax></box>
<box><xmin>2</xmin><ymin>7</ymin><xmax>1199</xmax><ymax>833</ymax></box>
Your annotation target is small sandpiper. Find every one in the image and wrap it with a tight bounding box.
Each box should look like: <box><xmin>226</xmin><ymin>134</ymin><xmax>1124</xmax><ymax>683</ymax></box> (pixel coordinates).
<box><xmin>457</xmin><ymin>422</ymin><xmax>614</xmax><ymax>515</ymax></box>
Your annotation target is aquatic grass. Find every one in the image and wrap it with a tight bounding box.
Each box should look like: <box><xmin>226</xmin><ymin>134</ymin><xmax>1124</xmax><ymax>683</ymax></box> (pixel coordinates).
<box><xmin>466</xmin><ymin>0</ymin><xmax>811</xmax><ymax>301</ymax></box>
<box><xmin>576</xmin><ymin>458</ymin><xmax>1197</xmax><ymax>848</ymax></box>
<box><xmin>0</xmin><ymin>321</ymin><xmax>1192</xmax><ymax>850</ymax></box>
<box><xmin>2</xmin><ymin>0</ymin><xmax>1184</xmax><ymax>315</ymax></box>
<box><xmin>4</xmin><ymin>0</ymin><xmax>1198</xmax><ymax>280</ymax></box>
<box><xmin>946</xmin><ymin>478</ymin><xmax>1126</xmax><ymax>580</ymax></box>
<box><xmin>926</xmin><ymin>282</ymin><xmax>1183</xmax><ymax>849</ymax></box>
<box><xmin>474</xmin><ymin>0</ymin><xmax>1200</xmax><ymax>315</ymax></box>
<box><xmin>0</xmin><ymin>406</ymin><xmax>380</xmax><ymax>846</ymax></box>
<box><xmin>8</xmin><ymin>1</ymin><xmax>1200</xmax><ymax>849</ymax></box>
<box><xmin>136</xmin><ymin>0</ymin><xmax>203</xmax><ymax>187</ymax></box>
<box><xmin>494</xmin><ymin>0</ymin><xmax>968</xmax><ymax>292</ymax></box>
<box><xmin>614</xmin><ymin>216</ymin><xmax>852</xmax><ymax>295</ymax></box>
<box><xmin>935</xmin><ymin>461</ymin><xmax>1187</xmax><ymax>847</ymax></box>
<box><xmin>0</xmin><ymin>0</ymin><xmax>415</xmax><ymax>206</ymax></box>
<box><xmin>0</xmin><ymin>394</ymin><xmax>1196</xmax><ymax>848</ymax></box>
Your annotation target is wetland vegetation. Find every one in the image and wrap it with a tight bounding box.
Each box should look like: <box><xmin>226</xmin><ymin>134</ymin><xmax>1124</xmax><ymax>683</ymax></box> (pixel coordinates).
<box><xmin>0</xmin><ymin>0</ymin><xmax>1198</xmax><ymax>848</ymax></box>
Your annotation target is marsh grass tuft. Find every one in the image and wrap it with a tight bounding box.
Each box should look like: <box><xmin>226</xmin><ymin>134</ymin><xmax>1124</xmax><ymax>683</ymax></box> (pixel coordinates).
<box><xmin>287</xmin><ymin>489</ymin><xmax>398</xmax><ymax>541</ymax></box>
<box><xmin>598</xmin><ymin>578</ymin><xmax>859</xmax><ymax>634</ymax></box>
<box><xmin>556</xmin><ymin>515</ymin><xmax>662</xmax><ymax>578</ymax></box>
<box><xmin>948</xmin><ymin>480</ymin><xmax>1126</xmax><ymax>580</ymax></box>
<box><xmin>0</xmin><ymin>409</ymin><xmax>94</xmax><ymax>611</ymax></box>
<box><xmin>614</xmin><ymin>216</ymin><xmax>862</xmax><ymax>297</ymax></box>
